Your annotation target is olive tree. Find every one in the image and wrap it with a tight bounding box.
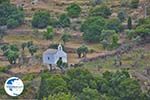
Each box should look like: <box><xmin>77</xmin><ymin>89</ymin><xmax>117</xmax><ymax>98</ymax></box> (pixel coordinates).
<box><xmin>28</xmin><ymin>45</ymin><xmax>38</xmax><ymax>56</ymax></box>
<box><xmin>4</xmin><ymin>49</ymin><xmax>19</xmax><ymax>64</ymax></box>
<box><xmin>61</xmin><ymin>33</ymin><xmax>71</xmax><ymax>44</ymax></box>
<box><xmin>77</xmin><ymin>45</ymin><xmax>88</xmax><ymax>58</ymax></box>
<box><xmin>1</xmin><ymin>44</ymin><xmax>19</xmax><ymax>64</ymax></box>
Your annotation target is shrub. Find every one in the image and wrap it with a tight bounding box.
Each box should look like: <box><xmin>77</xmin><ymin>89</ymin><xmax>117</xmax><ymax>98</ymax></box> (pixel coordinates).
<box><xmin>130</xmin><ymin>0</ymin><xmax>139</xmax><ymax>8</ymax></box>
<box><xmin>49</xmin><ymin>18</ymin><xmax>60</xmax><ymax>28</ymax></box>
<box><xmin>90</xmin><ymin>5</ymin><xmax>112</xmax><ymax>18</ymax></box>
<box><xmin>43</xmin><ymin>92</ymin><xmax>75</xmax><ymax>100</ymax></box>
<box><xmin>91</xmin><ymin>0</ymin><xmax>103</xmax><ymax>6</ymax></box>
<box><xmin>0</xmin><ymin>0</ymin><xmax>10</xmax><ymax>4</ymax></box>
<box><xmin>43</xmin><ymin>26</ymin><xmax>54</xmax><ymax>41</ymax></box>
<box><xmin>32</xmin><ymin>11</ymin><xmax>50</xmax><ymax>28</ymax></box>
<box><xmin>7</xmin><ymin>18</ymin><xmax>19</xmax><ymax>29</ymax></box>
<box><xmin>81</xmin><ymin>16</ymin><xmax>106</xmax><ymax>42</ymax></box>
<box><xmin>77</xmin><ymin>45</ymin><xmax>88</xmax><ymax>58</ymax></box>
<box><xmin>66</xmin><ymin>3</ymin><xmax>81</xmax><ymax>18</ymax></box>
<box><xmin>22</xmin><ymin>74</ymin><xmax>36</xmax><ymax>81</ymax></box>
<box><xmin>105</xmin><ymin>18</ymin><xmax>123</xmax><ymax>32</ymax></box>
<box><xmin>100</xmin><ymin>30</ymin><xmax>119</xmax><ymax>49</ymax></box>
<box><xmin>59</xmin><ymin>14</ymin><xmax>71</xmax><ymax>28</ymax></box>
<box><xmin>120</xmin><ymin>0</ymin><xmax>129</xmax><ymax>7</ymax></box>
<box><xmin>61</xmin><ymin>33</ymin><xmax>71</xmax><ymax>44</ymax></box>
<box><xmin>125</xmin><ymin>29</ymin><xmax>136</xmax><ymax>40</ymax></box>
<box><xmin>0</xmin><ymin>3</ymin><xmax>24</xmax><ymax>28</ymax></box>
<box><xmin>0</xmin><ymin>66</ymin><xmax>9</xmax><ymax>73</ymax></box>
<box><xmin>117</xmin><ymin>9</ymin><xmax>127</xmax><ymax>22</ymax></box>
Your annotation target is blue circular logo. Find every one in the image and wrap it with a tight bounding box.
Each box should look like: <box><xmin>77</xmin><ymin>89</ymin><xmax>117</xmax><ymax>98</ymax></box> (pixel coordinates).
<box><xmin>4</xmin><ymin>77</ymin><xmax>24</xmax><ymax>97</ymax></box>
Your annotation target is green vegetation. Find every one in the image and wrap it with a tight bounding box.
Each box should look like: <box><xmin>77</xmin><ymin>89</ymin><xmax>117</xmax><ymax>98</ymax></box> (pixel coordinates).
<box><xmin>38</xmin><ymin>68</ymin><xmax>149</xmax><ymax>100</ymax></box>
<box><xmin>90</xmin><ymin>5</ymin><xmax>112</xmax><ymax>18</ymax></box>
<box><xmin>0</xmin><ymin>2</ymin><xmax>24</xmax><ymax>28</ymax></box>
<box><xmin>0</xmin><ymin>0</ymin><xmax>10</xmax><ymax>4</ymax></box>
<box><xmin>7</xmin><ymin>18</ymin><xmax>19</xmax><ymax>29</ymax></box>
<box><xmin>81</xmin><ymin>16</ymin><xmax>105</xmax><ymax>42</ymax></box>
<box><xmin>22</xmin><ymin>73</ymin><xmax>37</xmax><ymax>81</ymax></box>
<box><xmin>120</xmin><ymin>0</ymin><xmax>129</xmax><ymax>7</ymax></box>
<box><xmin>66</xmin><ymin>3</ymin><xmax>81</xmax><ymax>18</ymax></box>
<box><xmin>135</xmin><ymin>17</ymin><xmax>150</xmax><ymax>39</ymax></box>
<box><xmin>77</xmin><ymin>45</ymin><xmax>88</xmax><ymax>58</ymax></box>
<box><xmin>61</xmin><ymin>33</ymin><xmax>71</xmax><ymax>44</ymax></box>
<box><xmin>0</xmin><ymin>44</ymin><xmax>19</xmax><ymax>64</ymax></box>
<box><xmin>118</xmin><ymin>9</ymin><xmax>127</xmax><ymax>22</ymax></box>
<box><xmin>0</xmin><ymin>0</ymin><xmax>150</xmax><ymax>99</ymax></box>
<box><xmin>130</xmin><ymin>0</ymin><xmax>139</xmax><ymax>9</ymax></box>
<box><xmin>105</xmin><ymin>18</ymin><xmax>122</xmax><ymax>32</ymax></box>
<box><xmin>43</xmin><ymin>26</ymin><xmax>54</xmax><ymax>42</ymax></box>
<box><xmin>32</xmin><ymin>11</ymin><xmax>50</xmax><ymax>28</ymax></box>
<box><xmin>56</xmin><ymin>57</ymin><xmax>68</xmax><ymax>73</ymax></box>
<box><xmin>125</xmin><ymin>29</ymin><xmax>136</xmax><ymax>40</ymax></box>
<box><xmin>39</xmin><ymin>73</ymin><xmax>68</xmax><ymax>99</ymax></box>
<box><xmin>43</xmin><ymin>92</ymin><xmax>75</xmax><ymax>100</ymax></box>
<box><xmin>100</xmin><ymin>30</ymin><xmax>119</xmax><ymax>49</ymax></box>
<box><xmin>59</xmin><ymin>14</ymin><xmax>71</xmax><ymax>28</ymax></box>
<box><xmin>91</xmin><ymin>0</ymin><xmax>103</xmax><ymax>6</ymax></box>
<box><xmin>0</xmin><ymin>66</ymin><xmax>9</xmax><ymax>73</ymax></box>
<box><xmin>28</xmin><ymin>45</ymin><xmax>38</xmax><ymax>56</ymax></box>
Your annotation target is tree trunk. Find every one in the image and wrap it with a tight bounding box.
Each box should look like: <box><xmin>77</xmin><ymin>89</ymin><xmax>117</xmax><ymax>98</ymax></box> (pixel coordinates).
<box><xmin>49</xmin><ymin>64</ymin><xmax>52</xmax><ymax>71</ymax></box>
<box><xmin>78</xmin><ymin>53</ymin><xmax>81</xmax><ymax>58</ymax></box>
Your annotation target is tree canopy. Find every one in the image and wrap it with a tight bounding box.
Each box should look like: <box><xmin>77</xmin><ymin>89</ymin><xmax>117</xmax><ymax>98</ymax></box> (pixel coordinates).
<box><xmin>77</xmin><ymin>45</ymin><xmax>88</xmax><ymax>58</ymax></box>
<box><xmin>61</xmin><ymin>33</ymin><xmax>71</xmax><ymax>44</ymax></box>
<box><xmin>0</xmin><ymin>44</ymin><xmax>19</xmax><ymax>64</ymax></box>
<box><xmin>59</xmin><ymin>14</ymin><xmax>71</xmax><ymax>28</ymax></box>
<box><xmin>136</xmin><ymin>17</ymin><xmax>150</xmax><ymax>38</ymax></box>
<box><xmin>66</xmin><ymin>3</ymin><xmax>81</xmax><ymax>18</ymax></box>
<box><xmin>105</xmin><ymin>18</ymin><xmax>122</xmax><ymax>32</ymax></box>
<box><xmin>38</xmin><ymin>68</ymin><xmax>148</xmax><ymax>99</ymax></box>
<box><xmin>32</xmin><ymin>11</ymin><xmax>50</xmax><ymax>28</ymax></box>
<box><xmin>0</xmin><ymin>0</ymin><xmax>10</xmax><ymax>4</ymax></box>
<box><xmin>0</xmin><ymin>2</ymin><xmax>24</xmax><ymax>28</ymax></box>
<box><xmin>130</xmin><ymin>0</ymin><xmax>139</xmax><ymax>9</ymax></box>
<box><xmin>81</xmin><ymin>16</ymin><xmax>106</xmax><ymax>42</ymax></box>
<box><xmin>89</xmin><ymin>5</ymin><xmax>112</xmax><ymax>18</ymax></box>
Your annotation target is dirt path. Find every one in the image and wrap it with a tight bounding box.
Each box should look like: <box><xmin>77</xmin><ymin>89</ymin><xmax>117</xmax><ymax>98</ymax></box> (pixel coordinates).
<box><xmin>79</xmin><ymin>42</ymin><xmax>134</xmax><ymax>63</ymax></box>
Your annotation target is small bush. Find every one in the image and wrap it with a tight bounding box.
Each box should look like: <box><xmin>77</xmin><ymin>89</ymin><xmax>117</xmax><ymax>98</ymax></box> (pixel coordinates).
<box><xmin>7</xmin><ymin>19</ymin><xmax>19</xmax><ymax>29</ymax></box>
<box><xmin>66</xmin><ymin>3</ymin><xmax>81</xmax><ymax>18</ymax></box>
<box><xmin>0</xmin><ymin>67</ymin><xmax>9</xmax><ymax>73</ymax></box>
<box><xmin>22</xmin><ymin>73</ymin><xmax>36</xmax><ymax>81</ymax></box>
<box><xmin>59</xmin><ymin>14</ymin><xmax>71</xmax><ymax>28</ymax></box>
<box><xmin>130</xmin><ymin>0</ymin><xmax>139</xmax><ymax>9</ymax></box>
<box><xmin>90</xmin><ymin>5</ymin><xmax>112</xmax><ymax>18</ymax></box>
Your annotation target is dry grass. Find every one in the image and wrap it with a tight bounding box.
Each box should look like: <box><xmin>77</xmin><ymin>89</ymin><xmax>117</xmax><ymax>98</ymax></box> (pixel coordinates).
<box><xmin>9</xmin><ymin>64</ymin><xmax>42</xmax><ymax>74</ymax></box>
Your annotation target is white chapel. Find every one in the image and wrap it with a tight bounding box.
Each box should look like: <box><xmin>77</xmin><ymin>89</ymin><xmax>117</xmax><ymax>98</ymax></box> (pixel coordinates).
<box><xmin>43</xmin><ymin>44</ymin><xmax>67</xmax><ymax>65</ymax></box>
